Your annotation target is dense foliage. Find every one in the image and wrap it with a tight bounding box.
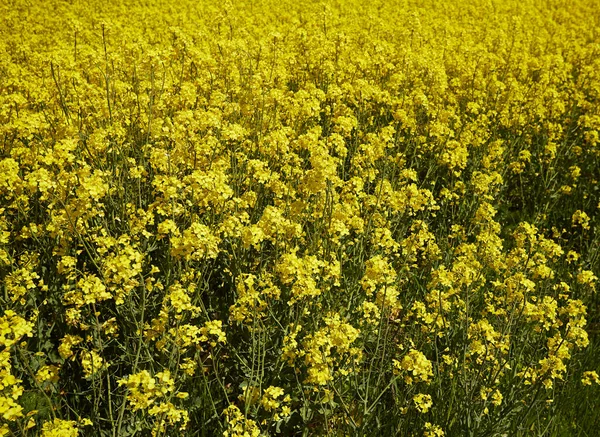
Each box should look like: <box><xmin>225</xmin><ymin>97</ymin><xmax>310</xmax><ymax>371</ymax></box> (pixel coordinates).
<box><xmin>1</xmin><ymin>0</ymin><xmax>599</xmax><ymax>435</ymax></box>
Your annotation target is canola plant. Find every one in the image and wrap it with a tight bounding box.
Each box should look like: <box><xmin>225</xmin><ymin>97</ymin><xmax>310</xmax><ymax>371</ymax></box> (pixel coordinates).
<box><xmin>1</xmin><ymin>0</ymin><xmax>599</xmax><ymax>435</ymax></box>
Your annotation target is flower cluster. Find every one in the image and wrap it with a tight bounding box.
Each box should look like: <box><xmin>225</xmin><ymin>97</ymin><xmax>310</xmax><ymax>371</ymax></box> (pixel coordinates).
<box><xmin>0</xmin><ymin>0</ymin><xmax>599</xmax><ymax>435</ymax></box>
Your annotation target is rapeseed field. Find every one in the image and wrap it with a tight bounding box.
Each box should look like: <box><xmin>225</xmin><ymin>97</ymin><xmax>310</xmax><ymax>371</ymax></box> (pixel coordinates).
<box><xmin>1</xmin><ymin>0</ymin><xmax>599</xmax><ymax>435</ymax></box>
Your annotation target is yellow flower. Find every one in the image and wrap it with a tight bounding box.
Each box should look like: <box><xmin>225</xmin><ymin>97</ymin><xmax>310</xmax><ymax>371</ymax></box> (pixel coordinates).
<box><xmin>571</xmin><ymin>210</ymin><xmax>591</xmax><ymax>230</ymax></box>
<box><xmin>36</xmin><ymin>365</ymin><xmax>61</xmax><ymax>384</ymax></box>
<box><xmin>261</xmin><ymin>386</ymin><xmax>285</xmax><ymax>411</ymax></box>
<box><xmin>0</xmin><ymin>311</ymin><xmax>34</xmax><ymax>349</ymax></box>
<box><xmin>582</xmin><ymin>371</ymin><xmax>600</xmax><ymax>386</ymax></box>
<box><xmin>223</xmin><ymin>405</ymin><xmax>261</xmax><ymax>437</ymax></box>
<box><xmin>40</xmin><ymin>419</ymin><xmax>79</xmax><ymax>437</ymax></box>
<box><xmin>424</xmin><ymin>422</ymin><xmax>445</xmax><ymax>437</ymax></box>
<box><xmin>58</xmin><ymin>335</ymin><xmax>83</xmax><ymax>360</ymax></box>
<box><xmin>81</xmin><ymin>350</ymin><xmax>106</xmax><ymax>378</ymax></box>
<box><xmin>394</xmin><ymin>349</ymin><xmax>433</xmax><ymax>384</ymax></box>
<box><xmin>413</xmin><ymin>393</ymin><xmax>433</xmax><ymax>413</ymax></box>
